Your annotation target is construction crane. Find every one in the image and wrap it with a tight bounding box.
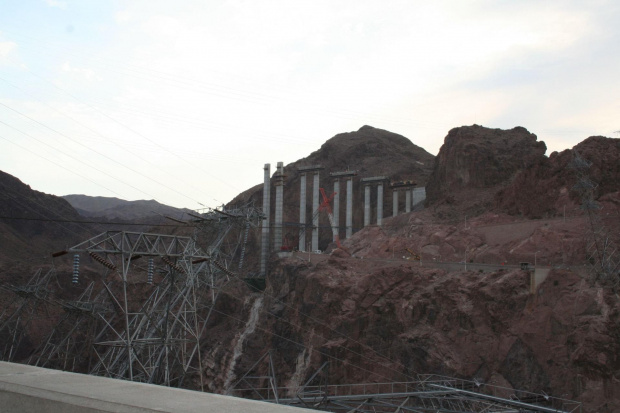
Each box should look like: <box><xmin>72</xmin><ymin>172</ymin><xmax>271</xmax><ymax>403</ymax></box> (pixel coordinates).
<box><xmin>319</xmin><ymin>188</ymin><xmax>344</xmax><ymax>250</ymax></box>
<box><xmin>301</xmin><ymin>188</ymin><xmax>345</xmax><ymax>251</ymax></box>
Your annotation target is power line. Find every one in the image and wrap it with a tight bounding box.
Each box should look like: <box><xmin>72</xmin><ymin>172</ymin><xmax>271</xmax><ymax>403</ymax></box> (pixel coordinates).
<box><xmin>0</xmin><ymin>75</ymin><xmax>223</xmax><ymax>205</ymax></box>
<box><xmin>5</xmin><ymin>66</ymin><xmax>244</xmax><ymax>197</ymax></box>
<box><xmin>0</xmin><ymin>132</ymin><xmax>130</xmax><ymax>200</ymax></box>
<box><xmin>0</xmin><ymin>102</ymin><xmax>205</xmax><ymax>207</ymax></box>
<box><xmin>0</xmin><ymin>216</ymin><xmax>192</xmax><ymax>227</ymax></box>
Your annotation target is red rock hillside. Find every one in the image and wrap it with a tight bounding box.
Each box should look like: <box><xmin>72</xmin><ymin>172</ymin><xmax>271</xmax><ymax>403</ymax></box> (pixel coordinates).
<box><xmin>495</xmin><ymin>136</ymin><xmax>620</xmax><ymax>218</ymax></box>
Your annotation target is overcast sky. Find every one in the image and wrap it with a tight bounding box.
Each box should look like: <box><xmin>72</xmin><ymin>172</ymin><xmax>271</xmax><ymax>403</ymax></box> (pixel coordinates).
<box><xmin>1</xmin><ymin>0</ymin><xmax>618</xmax><ymax>209</ymax></box>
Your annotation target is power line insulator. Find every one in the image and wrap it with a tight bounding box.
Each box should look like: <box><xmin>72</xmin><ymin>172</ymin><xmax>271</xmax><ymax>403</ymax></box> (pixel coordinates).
<box><xmin>147</xmin><ymin>259</ymin><xmax>154</xmax><ymax>284</ymax></box>
<box><xmin>72</xmin><ymin>254</ymin><xmax>80</xmax><ymax>284</ymax></box>
<box><xmin>88</xmin><ymin>251</ymin><xmax>117</xmax><ymax>271</ymax></box>
<box><xmin>162</xmin><ymin>256</ymin><xmax>185</xmax><ymax>274</ymax></box>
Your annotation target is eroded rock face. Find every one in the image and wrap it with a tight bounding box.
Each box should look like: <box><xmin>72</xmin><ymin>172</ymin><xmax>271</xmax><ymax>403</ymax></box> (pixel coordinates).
<box><xmin>211</xmin><ymin>255</ymin><xmax>620</xmax><ymax>412</ymax></box>
<box><xmin>426</xmin><ymin>125</ymin><xmax>546</xmax><ymax>205</ymax></box>
<box><xmin>495</xmin><ymin>136</ymin><xmax>620</xmax><ymax>218</ymax></box>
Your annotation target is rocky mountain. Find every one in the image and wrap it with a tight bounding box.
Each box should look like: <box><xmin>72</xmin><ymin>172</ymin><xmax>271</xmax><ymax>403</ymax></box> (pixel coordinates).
<box><xmin>214</xmin><ymin>126</ymin><xmax>620</xmax><ymax>411</ymax></box>
<box><xmin>427</xmin><ymin>125</ymin><xmax>546</xmax><ymax>196</ymax></box>
<box><xmin>424</xmin><ymin>125</ymin><xmax>547</xmax><ymax>220</ymax></box>
<box><xmin>206</xmin><ymin>253</ymin><xmax>619</xmax><ymax>412</ymax></box>
<box><xmin>0</xmin><ymin>173</ymin><xmax>191</xmax><ymax>274</ymax></box>
<box><xmin>0</xmin><ymin>171</ymin><xmax>94</xmax><ymax>273</ymax></box>
<box><xmin>495</xmin><ymin>135</ymin><xmax>620</xmax><ymax>218</ymax></box>
<box><xmin>63</xmin><ymin>195</ymin><xmax>190</xmax><ymax>221</ymax></box>
<box><xmin>230</xmin><ymin>125</ymin><xmax>435</xmax><ymax>252</ymax></box>
<box><xmin>1</xmin><ymin>125</ymin><xmax>620</xmax><ymax>411</ymax></box>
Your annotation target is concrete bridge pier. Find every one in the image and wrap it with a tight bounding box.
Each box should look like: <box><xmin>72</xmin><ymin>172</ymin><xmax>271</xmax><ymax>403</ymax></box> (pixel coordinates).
<box><xmin>312</xmin><ymin>171</ymin><xmax>320</xmax><ymax>251</ymax></box>
<box><xmin>332</xmin><ymin>179</ymin><xmax>340</xmax><ymax>242</ymax></box>
<box><xmin>260</xmin><ymin>163</ymin><xmax>270</xmax><ymax>275</ymax></box>
<box><xmin>393</xmin><ymin>190</ymin><xmax>398</xmax><ymax>217</ymax></box>
<box><xmin>377</xmin><ymin>183</ymin><xmax>384</xmax><ymax>226</ymax></box>
<box><xmin>364</xmin><ymin>185</ymin><xmax>371</xmax><ymax>227</ymax></box>
<box><xmin>330</xmin><ymin>171</ymin><xmax>357</xmax><ymax>239</ymax></box>
<box><xmin>299</xmin><ymin>173</ymin><xmax>306</xmax><ymax>251</ymax></box>
<box><xmin>274</xmin><ymin>162</ymin><xmax>284</xmax><ymax>251</ymax></box>
<box><xmin>405</xmin><ymin>189</ymin><xmax>411</xmax><ymax>213</ymax></box>
<box><xmin>346</xmin><ymin>177</ymin><xmax>353</xmax><ymax>238</ymax></box>
<box><xmin>361</xmin><ymin>176</ymin><xmax>388</xmax><ymax>227</ymax></box>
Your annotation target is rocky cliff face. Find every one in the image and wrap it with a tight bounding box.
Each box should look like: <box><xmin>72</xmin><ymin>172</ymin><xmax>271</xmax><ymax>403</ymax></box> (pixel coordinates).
<box><xmin>206</xmin><ymin>128</ymin><xmax>620</xmax><ymax>412</ymax></box>
<box><xmin>426</xmin><ymin>125</ymin><xmax>546</xmax><ymax>200</ymax></box>
<box><xmin>495</xmin><ymin>136</ymin><xmax>620</xmax><ymax>218</ymax></box>
<box><xmin>200</xmin><ymin>248</ymin><xmax>620</xmax><ymax>412</ymax></box>
<box><xmin>425</xmin><ymin>125</ymin><xmax>547</xmax><ymax>219</ymax></box>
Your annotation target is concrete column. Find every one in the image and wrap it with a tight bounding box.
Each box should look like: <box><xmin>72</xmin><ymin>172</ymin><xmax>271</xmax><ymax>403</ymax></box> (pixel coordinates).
<box><xmin>377</xmin><ymin>183</ymin><xmax>384</xmax><ymax>226</ymax></box>
<box><xmin>333</xmin><ymin>179</ymin><xmax>340</xmax><ymax>242</ymax></box>
<box><xmin>274</xmin><ymin>162</ymin><xmax>283</xmax><ymax>251</ymax></box>
<box><xmin>346</xmin><ymin>178</ymin><xmax>353</xmax><ymax>238</ymax></box>
<box><xmin>364</xmin><ymin>185</ymin><xmax>371</xmax><ymax>227</ymax></box>
<box><xmin>392</xmin><ymin>190</ymin><xmax>398</xmax><ymax>217</ymax></box>
<box><xmin>413</xmin><ymin>187</ymin><xmax>426</xmax><ymax>208</ymax></box>
<box><xmin>312</xmin><ymin>171</ymin><xmax>320</xmax><ymax>251</ymax></box>
<box><xmin>405</xmin><ymin>189</ymin><xmax>411</xmax><ymax>213</ymax></box>
<box><xmin>299</xmin><ymin>173</ymin><xmax>306</xmax><ymax>252</ymax></box>
<box><xmin>260</xmin><ymin>163</ymin><xmax>270</xmax><ymax>276</ymax></box>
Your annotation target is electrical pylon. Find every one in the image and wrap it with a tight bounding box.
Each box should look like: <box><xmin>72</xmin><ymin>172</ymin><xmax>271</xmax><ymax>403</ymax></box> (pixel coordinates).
<box><xmin>0</xmin><ymin>268</ymin><xmax>56</xmax><ymax>362</ymax></box>
<box><xmin>571</xmin><ymin>152</ymin><xmax>620</xmax><ymax>288</ymax></box>
<box><xmin>12</xmin><ymin>202</ymin><xmax>265</xmax><ymax>389</ymax></box>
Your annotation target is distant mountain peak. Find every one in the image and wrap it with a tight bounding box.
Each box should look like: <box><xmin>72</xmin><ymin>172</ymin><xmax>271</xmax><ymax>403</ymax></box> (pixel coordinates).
<box><xmin>62</xmin><ymin>194</ymin><xmax>189</xmax><ymax>220</ymax></box>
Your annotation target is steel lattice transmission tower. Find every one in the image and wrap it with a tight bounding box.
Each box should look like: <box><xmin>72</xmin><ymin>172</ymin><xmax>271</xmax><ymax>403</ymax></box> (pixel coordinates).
<box><xmin>571</xmin><ymin>152</ymin><xmax>620</xmax><ymax>288</ymax></box>
<box><xmin>3</xmin><ymin>202</ymin><xmax>265</xmax><ymax>389</ymax></box>
<box><xmin>31</xmin><ymin>281</ymin><xmax>112</xmax><ymax>372</ymax></box>
<box><xmin>0</xmin><ymin>268</ymin><xmax>56</xmax><ymax>362</ymax></box>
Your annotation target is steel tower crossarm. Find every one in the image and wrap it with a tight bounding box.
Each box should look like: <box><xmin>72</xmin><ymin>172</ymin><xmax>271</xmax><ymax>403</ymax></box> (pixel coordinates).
<box><xmin>68</xmin><ymin>231</ymin><xmax>210</xmax><ymax>260</ymax></box>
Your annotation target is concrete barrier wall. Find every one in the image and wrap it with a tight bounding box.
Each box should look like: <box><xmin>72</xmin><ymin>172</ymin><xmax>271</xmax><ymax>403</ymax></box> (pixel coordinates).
<box><xmin>0</xmin><ymin>362</ymin><xmax>315</xmax><ymax>413</ymax></box>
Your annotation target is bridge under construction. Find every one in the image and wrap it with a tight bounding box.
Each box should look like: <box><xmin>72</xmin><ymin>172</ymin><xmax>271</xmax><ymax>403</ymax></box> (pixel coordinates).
<box><xmin>0</xmin><ymin>164</ymin><xmax>585</xmax><ymax>413</ymax></box>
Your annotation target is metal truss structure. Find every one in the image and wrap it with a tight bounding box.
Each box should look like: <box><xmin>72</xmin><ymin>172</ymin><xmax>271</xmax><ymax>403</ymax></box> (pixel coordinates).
<box><xmin>31</xmin><ymin>282</ymin><xmax>111</xmax><ymax>372</ymax></box>
<box><xmin>190</xmin><ymin>203</ymin><xmax>265</xmax><ymax>277</ymax></box>
<box><xmin>0</xmin><ymin>268</ymin><xmax>56</xmax><ymax>362</ymax></box>
<box><xmin>0</xmin><ymin>202</ymin><xmax>265</xmax><ymax>390</ymax></box>
<box><xmin>38</xmin><ymin>231</ymin><xmax>220</xmax><ymax>387</ymax></box>
<box><xmin>571</xmin><ymin>153</ymin><xmax>620</xmax><ymax>288</ymax></box>
<box><xmin>233</xmin><ymin>370</ymin><xmax>582</xmax><ymax>413</ymax></box>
